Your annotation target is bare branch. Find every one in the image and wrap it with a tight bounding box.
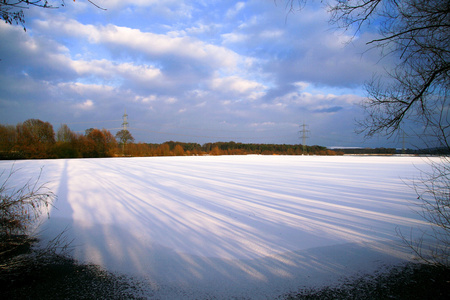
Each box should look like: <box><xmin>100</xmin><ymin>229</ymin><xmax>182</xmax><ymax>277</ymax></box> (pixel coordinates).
<box><xmin>1</xmin><ymin>0</ymin><xmax>106</xmax><ymax>30</ymax></box>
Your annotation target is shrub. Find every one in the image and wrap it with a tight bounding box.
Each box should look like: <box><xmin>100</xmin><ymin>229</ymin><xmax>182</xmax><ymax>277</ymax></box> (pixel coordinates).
<box><xmin>0</xmin><ymin>165</ymin><xmax>56</xmax><ymax>269</ymax></box>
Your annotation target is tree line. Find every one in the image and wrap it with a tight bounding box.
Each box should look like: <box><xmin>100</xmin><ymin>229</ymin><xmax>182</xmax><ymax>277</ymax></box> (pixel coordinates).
<box><xmin>0</xmin><ymin>119</ymin><xmax>349</xmax><ymax>159</ymax></box>
<box><xmin>0</xmin><ymin>120</ymin><xmax>118</xmax><ymax>159</ymax></box>
<box><xmin>133</xmin><ymin>141</ymin><xmax>341</xmax><ymax>157</ymax></box>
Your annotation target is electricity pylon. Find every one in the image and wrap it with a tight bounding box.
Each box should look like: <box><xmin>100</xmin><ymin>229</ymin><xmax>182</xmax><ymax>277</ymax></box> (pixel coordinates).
<box><xmin>300</xmin><ymin>122</ymin><xmax>309</xmax><ymax>155</ymax></box>
<box><xmin>121</xmin><ymin>109</ymin><xmax>129</xmax><ymax>155</ymax></box>
<box><xmin>122</xmin><ymin>109</ymin><xmax>128</xmax><ymax>131</ymax></box>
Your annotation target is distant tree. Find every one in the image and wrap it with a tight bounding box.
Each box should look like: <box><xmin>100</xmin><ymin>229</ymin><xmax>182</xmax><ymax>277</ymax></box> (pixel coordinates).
<box><xmin>84</xmin><ymin>128</ymin><xmax>94</xmax><ymax>136</ymax></box>
<box><xmin>0</xmin><ymin>125</ymin><xmax>16</xmax><ymax>154</ymax></box>
<box><xmin>56</xmin><ymin>124</ymin><xmax>75</xmax><ymax>143</ymax></box>
<box><xmin>16</xmin><ymin>119</ymin><xmax>55</xmax><ymax>158</ymax></box>
<box><xmin>115</xmin><ymin>130</ymin><xmax>134</xmax><ymax>145</ymax></box>
<box><xmin>156</xmin><ymin>143</ymin><xmax>172</xmax><ymax>156</ymax></box>
<box><xmin>76</xmin><ymin>134</ymin><xmax>93</xmax><ymax>158</ymax></box>
<box><xmin>185</xmin><ymin>142</ymin><xmax>203</xmax><ymax>153</ymax></box>
<box><xmin>53</xmin><ymin>124</ymin><xmax>79</xmax><ymax>158</ymax></box>
<box><xmin>84</xmin><ymin>128</ymin><xmax>116</xmax><ymax>157</ymax></box>
<box><xmin>52</xmin><ymin>142</ymin><xmax>79</xmax><ymax>159</ymax></box>
<box><xmin>102</xmin><ymin>129</ymin><xmax>118</xmax><ymax>156</ymax></box>
<box><xmin>173</xmin><ymin>144</ymin><xmax>185</xmax><ymax>156</ymax></box>
<box><xmin>116</xmin><ymin>129</ymin><xmax>134</xmax><ymax>155</ymax></box>
<box><xmin>20</xmin><ymin>119</ymin><xmax>55</xmax><ymax>144</ymax></box>
<box><xmin>127</xmin><ymin>143</ymin><xmax>152</xmax><ymax>156</ymax></box>
<box><xmin>210</xmin><ymin>146</ymin><xmax>223</xmax><ymax>156</ymax></box>
<box><xmin>115</xmin><ymin>129</ymin><xmax>134</xmax><ymax>155</ymax></box>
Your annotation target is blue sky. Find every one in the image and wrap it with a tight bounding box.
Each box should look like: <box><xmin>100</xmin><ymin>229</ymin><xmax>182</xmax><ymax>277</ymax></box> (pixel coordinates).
<box><xmin>0</xmin><ymin>0</ymin><xmax>405</xmax><ymax>148</ymax></box>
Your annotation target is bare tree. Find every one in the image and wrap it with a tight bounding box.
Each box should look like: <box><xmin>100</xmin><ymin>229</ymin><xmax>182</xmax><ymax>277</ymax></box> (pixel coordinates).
<box><xmin>352</xmin><ymin>0</ymin><xmax>450</xmax><ymax>150</ymax></box>
<box><xmin>400</xmin><ymin>156</ymin><xmax>450</xmax><ymax>267</ymax></box>
<box><xmin>1</xmin><ymin>0</ymin><xmax>105</xmax><ymax>31</ymax></box>
<box><xmin>285</xmin><ymin>0</ymin><xmax>449</xmax><ymax>266</ymax></box>
<box><xmin>1</xmin><ymin>1</ymin><xmax>63</xmax><ymax>30</ymax></box>
<box><xmin>56</xmin><ymin>124</ymin><xmax>75</xmax><ymax>143</ymax></box>
<box><xmin>285</xmin><ymin>0</ymin><xmax>449</xmax><ymax>149</ymax></box>
<box><xmin>326</xmin><ymin>0</ymin><xmax>449</xmax><ymax>267</ymax></box>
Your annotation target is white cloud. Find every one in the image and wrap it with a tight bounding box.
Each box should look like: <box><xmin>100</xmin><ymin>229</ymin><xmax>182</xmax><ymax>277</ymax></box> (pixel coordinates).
<box><xmin>259</xmin><ymin>30</ymin><xmax>284</xmax><ymax>39</ymax></box>
<box><xmin>94</xmin><ymin>0</ymin><xmax>186</xmax><ymax>11</ymax></box>
<box><xmin>250</xmin><ymin>122</ymin><xmax>276</xmax><ymax>127</ymax></box>
<box><xmin>0</xmin><ymin>22</ymin><xmax>74</xmax><ymax>79</ymax></box>
<box><xmin>226</xmin><ymin>2</ymin><xmax>246</xmax><ymax>19</ymax></box>
<box><xmin>117</xmin><ymin>63</ymin><xmax>162</xmax><ymax>83</ymax></box>
<box><xmin>57</xmin><ymin>82</ymin><xmax>115</xmax><ymax>95</ymax></box>
<box><xmin>186</xmin><ymin>89</ymin><xmax>209</xmax><ymax>99</ymax></box>
<box><xmin>267</xmin><ymin>90</ymin><xmax>364</xmax><ymax>114</ymax></box>
<box><xmin>221</xmin><ymin>32</ymin><xmax>247</xmax><ymax>44</ymax></box>
<box><xmin>75</xmin><ymin>99</ymin><xmax>94</xmax><ymax>110</ymax></box>
<box><xmin>185</xmin><ymin>23</ymin><xmax>219</xmax><ymax>36</ymax></box>
<box><xmin>71</xmin><ymin>59</ymin><xmax>113</xmax><ymax>78</ymax></box>
<box><xmin>210</xmin><ymin>76</ymin><xmax>266</xmax><ymax>96</ymax></box>
<box><xmin>293</xmin><ymin>81</ymin><xmax>310</xmax><ymax>91</ymax></box>
<box><xmin>40</xmin><ymin>19</ymin><xmax>240</xmax><ymax>71</ymax></box>
<box><xmin>135</xmin><ymin>95</ymin><xmax>157</xmax><ymax>103</ymax></box>
<box><xmin>165</xmin><ymin>97</ymin><xmax>177</xmax><ymax>104</ymax></box>
<box><xmin>69</xmin><ymin>59</ymin><xmax>164</xmax><ymax>90</ymax></box>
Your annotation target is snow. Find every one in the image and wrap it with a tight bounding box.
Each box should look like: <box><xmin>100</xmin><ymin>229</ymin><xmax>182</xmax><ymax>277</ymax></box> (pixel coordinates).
<box><xmin>0</xmin><ymin>155</ymin><xmax>439</xmax><ymax>299</ymax></box>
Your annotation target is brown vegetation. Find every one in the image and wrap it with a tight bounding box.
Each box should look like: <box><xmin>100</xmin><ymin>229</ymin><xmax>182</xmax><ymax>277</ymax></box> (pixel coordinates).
<box><xmin>0</xmin><ymin>119</ymin><xmax>357</xmax><ymax>159</ymax></box>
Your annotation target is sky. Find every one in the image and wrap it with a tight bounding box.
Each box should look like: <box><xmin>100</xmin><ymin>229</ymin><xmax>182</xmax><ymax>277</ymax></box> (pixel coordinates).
<box><xmin>0</xmin><ymin>0</ymin><xmax>405</xmax><ymax>148</ymax></box>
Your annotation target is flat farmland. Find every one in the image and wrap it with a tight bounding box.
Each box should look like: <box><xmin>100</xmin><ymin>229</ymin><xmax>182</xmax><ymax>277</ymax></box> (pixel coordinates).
<box><xmin>0</xmin><ymin>155</ymin><xmax>438</xmax><ymax>299</ymax></box>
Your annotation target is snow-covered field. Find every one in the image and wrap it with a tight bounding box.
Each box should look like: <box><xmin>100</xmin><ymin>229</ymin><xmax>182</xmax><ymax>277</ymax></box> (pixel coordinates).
<box><xmin>0</xmin><ymin>156</ymin><xmax>439</xmax><ymax>299</ymax></box>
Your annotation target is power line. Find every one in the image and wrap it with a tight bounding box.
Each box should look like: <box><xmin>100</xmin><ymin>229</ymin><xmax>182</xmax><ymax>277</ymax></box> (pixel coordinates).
<box><xmin>128</xmin><ymin>127</ymin><xmax>293</xmax><ymax>140</ymax></box>
<box><xmin>162</xmin><ymin>126</ymin><xmax>287</xmax><ymax>133</ymax></box>
<box><xmin>73</xmin><ymin>127</ymin><xmax>122</xmax><ymax>133</ymax></box>
<box><xmin>65</xmin><ymin>120</ymin><xmax>121</xmax><ymax>125</ymax></box>
<box><xmin>66</xmin><ymin>115</ymin><xmax>302</xmax><ymax>141</ymax></box>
